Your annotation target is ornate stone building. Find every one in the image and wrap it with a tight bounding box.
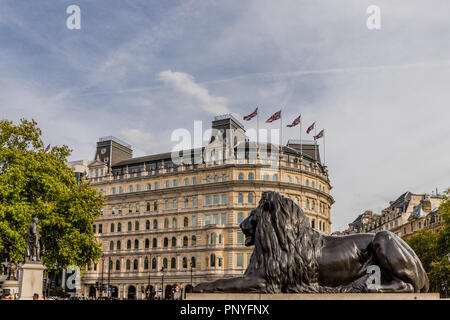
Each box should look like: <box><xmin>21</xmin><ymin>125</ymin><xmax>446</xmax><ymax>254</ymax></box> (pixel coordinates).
<box><xmin>78</xmin><ymin>115</ymin><xmax>334</xmax><ymax>299</ymax></box>
<box><xmin>334</xmin><ymin>191</ymin><xmax>444</xmax><ymax>238</ymax></box>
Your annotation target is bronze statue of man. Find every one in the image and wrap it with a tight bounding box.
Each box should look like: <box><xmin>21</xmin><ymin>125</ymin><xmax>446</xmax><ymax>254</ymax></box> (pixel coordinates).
<box><xmin>25</xmin><ymin>217</ymin><xmax>41</xmax><ymax>262</ymax></box>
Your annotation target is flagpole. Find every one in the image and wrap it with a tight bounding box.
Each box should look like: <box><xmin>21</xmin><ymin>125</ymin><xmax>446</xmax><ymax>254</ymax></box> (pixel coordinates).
<box><xmin>299</xmin><ymin>115</ymin><xmax>302</xmax><ymax>158</ymax></box>
<box><xmin>314</xmin><ymin>122</ymin><xmax>317</xmax><ymax>164</ymax></box>
<box><xmin>257</xmin><ymin>108</ymin><xmax>259</xmax><ymax>151</ymax></box>
<box><xmin>257</xmin><ymin>108</ymin><xmax>260</xmax><ymax>160</ymax></box>
<box><xmin>323</xmin><ymin>130</ymin><xmax>326</xmax><ymax>166</ymax></box>
<box><xmin>279</xmin><ymin>109</ymin><xmax>282</xmax><ymax>151</ymax></box>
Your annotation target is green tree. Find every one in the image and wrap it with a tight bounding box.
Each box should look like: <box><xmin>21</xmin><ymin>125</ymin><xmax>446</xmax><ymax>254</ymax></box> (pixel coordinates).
<box><xmin>0</xmin><ymin>119</ymin><xmax>103</xmax><ymax>270</ymax></box>
<box><xmin>406</xmin><ymin>229</ymin><xmax>438</xmax><ymax>273</ymax></box>
<box><xmin>406</xmin><ymin>189</ymin><xmax>450</xmax><ymax>293</ymax></box>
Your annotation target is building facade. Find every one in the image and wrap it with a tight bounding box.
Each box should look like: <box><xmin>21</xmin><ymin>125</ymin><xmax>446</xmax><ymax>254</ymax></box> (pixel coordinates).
<box><xmin>79</xmin><ymin>115</ymin><xmax>334</xmax><ymax>299</ymax></box>
<box><xmin>334</xmin><ymin>191</ymin><xmax>444</xmax><ymax>238</ymax></box>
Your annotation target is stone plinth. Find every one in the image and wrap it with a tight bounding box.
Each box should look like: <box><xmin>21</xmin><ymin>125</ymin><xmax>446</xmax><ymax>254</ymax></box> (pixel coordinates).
<box><xmin>186</xmin><ymin>293</ymin><xmax>440</xmax><ymax>300</ymax></box>
<box><xmin>19</xmin><ymin>263</ymin><xmax>45</xmax><ymax>300</ymax></box>
<box><xmin>2</xmin><ymin>280</ymin><xmax>20</xmax><ymax>298</ymax></box>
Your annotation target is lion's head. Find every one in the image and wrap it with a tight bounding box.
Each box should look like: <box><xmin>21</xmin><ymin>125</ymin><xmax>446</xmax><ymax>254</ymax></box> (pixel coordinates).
<box><xmin>240</xmin><ymin>191</ymin><xmax>324</xmax><ymax>293</ymax></box>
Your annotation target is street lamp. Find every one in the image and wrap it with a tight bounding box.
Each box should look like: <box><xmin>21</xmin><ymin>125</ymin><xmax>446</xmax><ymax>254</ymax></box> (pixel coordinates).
<box><xmin>107</xmin><ymin>256</ymin><xmax>111</xmax><ymax>299</ymax></box>
<box><xmin>160</xmin><ymin>267</ymin><xmax>166</xmax><ymax>300</ymax></box>
<box><xmin>146</xmin><ymin>256</ymin><xmax>151</xmax><ymax>300</ymax></box>
<box><xmin>190</xmin><ymin>261</ymin><xmax>194</xmax><ymax>290</ymax></box>
<box><xmin>100</xmin><ymin>254</ymin><xmax>105</xmax><ymax>298</ymax></box>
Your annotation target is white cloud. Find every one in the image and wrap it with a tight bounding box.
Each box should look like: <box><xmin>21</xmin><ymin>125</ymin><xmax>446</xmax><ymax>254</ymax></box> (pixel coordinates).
<box><xmin>120</xmin><ymin>129</ymin><xmax>161</xmax><ymax>157</ymax></box>
<box><xmin>158</xmin><ymin>70</ymin><xmax>230</xmax><ymax>115</ymax></box>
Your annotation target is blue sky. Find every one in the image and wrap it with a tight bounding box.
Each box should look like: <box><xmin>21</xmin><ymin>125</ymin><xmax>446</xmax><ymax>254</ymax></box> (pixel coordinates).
<box><xmin>1</xmin><ymin>0</ymin><xmax>449</xmax><ymax>232</ymax></box>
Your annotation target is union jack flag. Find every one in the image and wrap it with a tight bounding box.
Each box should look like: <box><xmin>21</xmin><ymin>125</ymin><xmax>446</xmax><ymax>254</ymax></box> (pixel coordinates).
<box><xmin>243</xmin><ymin>107</ymin><xmax>258</xmax><ymax>121</ymax></box>
<box><xmin>265</xmin><ymin>110</ymin><xmax>281</xmax><ymax>123</ymax></box>
<box><xmin>314</xmin><ymin>129</ymin><xmax>324</xmax><ymax>140</ymax></box>
<box><xmin>306</xmin><ymin>122</ymin><xmax>315</xmax><ymax>134</ymax></box>
<box><xmin>286</xmin><ymin>115</ymin><xmax>301</xmax><ymax>127</ymax></box>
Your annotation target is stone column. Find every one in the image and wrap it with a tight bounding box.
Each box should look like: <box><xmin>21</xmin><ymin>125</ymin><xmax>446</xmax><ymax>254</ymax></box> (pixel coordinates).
<box><xmin>19</xmin><ymin>263</ymin><xmax>46</xmax><ymax>300</ymax></box>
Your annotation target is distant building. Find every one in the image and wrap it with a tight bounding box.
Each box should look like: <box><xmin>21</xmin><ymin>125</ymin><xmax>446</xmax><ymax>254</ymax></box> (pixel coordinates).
<box><xmin>76</xmin><ymin>114</ymin><xmax>334</xmax><ymax>299</ymax></box>
<box><xmin>333</xmin><ymin>191</ymin><xmax>444</xmax><ymax>238</ymax></box>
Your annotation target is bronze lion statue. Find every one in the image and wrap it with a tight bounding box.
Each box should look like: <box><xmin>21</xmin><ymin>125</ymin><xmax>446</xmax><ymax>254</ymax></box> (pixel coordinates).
<box><xmin>194</xmin><ymin>191</ymin><xmax>429</xmax><ymax>293</ymax></box>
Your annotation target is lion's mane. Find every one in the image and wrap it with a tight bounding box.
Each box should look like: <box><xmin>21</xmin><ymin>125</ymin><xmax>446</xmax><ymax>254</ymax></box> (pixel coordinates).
<box><xmin>244</xmin><ymin>191</ymin><xmax>341</xmax><ymax>293</ymax></box>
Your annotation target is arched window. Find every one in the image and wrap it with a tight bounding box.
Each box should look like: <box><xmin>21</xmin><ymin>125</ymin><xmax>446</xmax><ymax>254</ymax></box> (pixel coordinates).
<box><xmin>214</xmin><ymin>174</ymin><xmax>219</xmax><ymax>182</ymax></box>
<box><xmin>272</xmin><ymin>174</ymin><xmax>278</xmax><ymax>181</ymax></box>
<box><xmin>210</xmin><ymin>233</ymin><xmax>216</xmax><ymax>245</ymax></box>
<box><xmin>133</xmin><ymin>259</ymin><xmax>138</xmax><ymax>270</ymax></box>
<box><xmin>171</xmin><ymin>237</ymin><xmax>177</xmax><ymax>247</ymax></box>
<box><xmin>210</xmin><ymin>254</ymin><xmax>216</xmax><ymax>267</ymax></box>
<box><xmin>163</xmin><ymin>258</ymin><xmax>168</xmax><ymax>269</ymax></box>
<box><xmin>134</xmin><ymin>239</ymin><xmax>139</xmax><ymax>249</ymax></box>
<box><xmin>152</xmin><ymin>238</ymin><xmax>157</xmax><ymax>248</ymax></box>
<box><xmin>146</xmin><ymin>184</ymin><xmax>151</xmax><ymax>191</ymax></box>
<box><xmin>154</xmin><ymin>201</ymin><xmax>158</xmax><ymax>211</ymax></box>
<box><xmin>183</xmin><ymin>217</ymin><xmax>189</xmax><ymax>227</ymax></box>
<box><xmin>184</xmin><ymin>178</ymin><xmax>189</xmax><ymax>186</ymax></box>
<box><xmin>127</xmin><ymin>240</ymin><xmax>131</xmax><ymax>249</ymax></box>
<box><xmin>126</xmin><ymin>259</ymin><xmax>131</xmax><ymax>271</ymax></box>
<box><xmin>248</xmin><ymin>193</ymin><xmax>253</xmax><ymax>204</ymax></box>
<box><xmin>164</xmin><ymin>218</ymin><xmax>169</xmax><ymax>229</ymax></box>
<box><xmin>164</xmin><ymin>238</ymin><xmax>168</xmax><ymax>247</ymax></box>
<box><xmin>110</xmin><ymin>223</ymin><xmax>115</xmax><ymax>233</ymax></box>
<box><xmin>109</xmin><ymin>241</ymin><xmax>114</xmax><ymax>250</ymax></box>
<box><xmin>116</xmin><ymin>240</ymin><xmax>121</xmax><ymax>250</ymax></box>
<box><xmin>182</xmin><ymin>257</ymin><xmax>188</xmax><ymax>269</ymax></box>
<box><xmin>117</xmin><ymin>222</ymin><xmax>122</xmax><ymax>232</ymax></box>
<box><xmin>116</xmin><ymin>260</ymin><xmax>120</xmax><ymax>271</ymax></box>
<box><xmin>184</xmin><ymin>198</ymin><xmax>189</xmax><ymax>208</ymax></box>
<box><xmin>238</xmin><ymin>193</ymin><xmax>243</xmax><ymax>204</ymax></box>
<box><xmin>135</xmin><ymin>221</ymin><xmax>139</xmax><ymax>231</ymax></box>
<box><xmin>206</xmin><ymin>176</ymin><xmax>211</xmax><ymax>183</ymax></box>
<box><xmin>294</xmin><ymin>197</ymin><xmax>299</xmax><ymax>205</ymax></box>
<box><xmin>248</xmin><ymin>172</ymin><xmax>254</xmax><ymax>180</ymax></box>
<box><xmin>306</xmin><ymin>199</ymin><xmax>310</xmax><ymax>209</ymax></box>
<box><xmin>129</xmin><ymin>185</ymin><xmax>133</xmax><ymax>193</ymax></box>
<box><xmin>172</xmin><ymin>218</ymin><xmax>177</xmax><ymax>228</ymax></box>
<box><xmin>152</xmin><ymin>258</ymin><xmax>157</xmax><ymax>270</ymax></box>
<box><xmin>311</xmin><ymin>219</ymin><xmax>315</xmax><ymax>229</ymax></box>
<box><xmin>263</xmin><ymin>173</ymin><xmax>269</xmax><ymax>181</ymax></box>
<box><xmin>144</xmin><ymin>257</ymin><xmax>149</xmax><ymax>270</ymax></box>
<box><xmin>153</xmin><ymin>219</ymin><xmax>158</xmax><ymax>229</ymax></box>
<box><xmin>145</xmin><ymin>238</ymin><xmax>150</xmax><ymax>249</ymax></box>
<box><xmin>294</xmin><ymin>177</ymin><xmax>299</xmax><ymax>184</ymax></box>
<box><xmin>146</xmin><ymin>202</ymin><xmax>150</xmax><ymax>211</ymax></box>
<box><xmin>286</xmin><ymin>176</ymin><xmax>291</xmax><ymax>183</ymax></box>
<box><xmin>183</xmin><ymin>236</ymin><xmax>188</xmax><ymax>247</ymax></box>
<box><xmin>191</xmin><ymin>257</ymin><xmax>196</xmax><ymax>268</ymax></box>
<box><xmin>127</xmin><ymin>222</ymin><xmax>132</xmax><ymax>231</ymax></box>
<box><xmin>146</xmin><ymin>220</ymin><xmax>150</xmax><ymax>230</ymax></box>
<box><xmin>238</xmin><ymin>172</ymin><xmax>244</xmax><ymax>180</ymax></box>
<box><xmin>170</xmin><ymin>257</ymin><xmax>176</xmax><ymax>269</ymax></box>
<box><xmin>191</xmin><ymin>235</ymin><xmax>197</xmax><ymax>246</ymax></box>
<box><xmin>222</xmin><ymin>174</ymin><xmax>227</xmax><ymax>181</ymax></box>
<box><xmin>218</xmin><ymin>234</ymin><xmax>223</xmax><ymax>244</ymax></box>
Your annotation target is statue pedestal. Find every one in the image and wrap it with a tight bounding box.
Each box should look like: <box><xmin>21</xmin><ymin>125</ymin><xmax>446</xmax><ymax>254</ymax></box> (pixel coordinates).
<box><xmin>2</xmin><ymin>280</ymin><xmax>20</xmax><ymax>298</ymax></box>
<box><xmin>19</xmin><ymin>263</ymin><xmax>45</xmax><ymax>300</ymax></box>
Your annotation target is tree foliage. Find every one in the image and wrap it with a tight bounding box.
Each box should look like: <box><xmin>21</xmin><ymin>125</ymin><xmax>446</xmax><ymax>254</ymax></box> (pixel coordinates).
<box><xmin>406</xmin><ymin>189</ymin><xmax>450</xmax><ymax>293</ymax></box>
<box><xmin>0</xmin><ymin>119</ymin><xmax>103</xmax><ymax>270</ymax></box>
